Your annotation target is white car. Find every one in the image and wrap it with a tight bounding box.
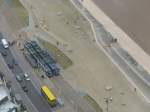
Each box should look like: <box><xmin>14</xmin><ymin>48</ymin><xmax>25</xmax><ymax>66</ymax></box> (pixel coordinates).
<box><xmin>16</xmin><ymin>75</ymin><xmax>23</xmax><ymax>82</ymax></box>
<box><xmin>24</xmin><ymin>73</ymin><xmax>30</xmax><ymax>81</ymax></box>
<box><xmin>1</xmin><ymin>39</ymin><xmax>9</xmax><ymax>49</ymax></box>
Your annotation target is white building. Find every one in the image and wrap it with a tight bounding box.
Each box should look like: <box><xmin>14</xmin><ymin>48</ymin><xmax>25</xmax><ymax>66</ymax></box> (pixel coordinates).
<box><xmin>0</xmin><ymin>80</ymin><xmax>18</xmax><ymax>112</ymax></box>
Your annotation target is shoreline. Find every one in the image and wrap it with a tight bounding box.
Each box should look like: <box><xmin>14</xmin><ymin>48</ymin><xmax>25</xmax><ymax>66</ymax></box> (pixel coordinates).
<box><xmin>79</xmin><ymin>0</ymin><xmax>150</xmax><ymax>75</ymax></box>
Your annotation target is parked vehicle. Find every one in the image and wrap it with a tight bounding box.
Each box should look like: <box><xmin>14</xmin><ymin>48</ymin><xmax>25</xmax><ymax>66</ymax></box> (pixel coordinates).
<box><xmin>24</xmin><ymin>73</ymin><xmax>30</xmax><ymax>81</ymax></box>
<box><xmin>1</xmin><ymin>51</ymin><xmax>7</xmax><ymax>56</ymax></box>
<box><xmin>16</xmin><ymin>75</ymin><xmax>23</xmax><ymax>82</ymax></box>
<box><xmin>41</xmin><ymin>86</ymin><xmax>56</xmax><ymax>107</ymax></box>
<box><xmin>7</xmin><ymin>63</ymin><xmax>13</xmax><ymax>69</ymax></box>
<box><xmin>1</xmin><ymin>38</ymin><xmax>9</xmax><ymax>49</ymax></box>
<box><xmin>22</xmin><ymin>85</ymin><xmax>28</xmax><ymax>92</ymax></box>
<box><xmin>12</xmin><ymin>59</ymin><xmax>18</xmax><ymax>66</ymax></box>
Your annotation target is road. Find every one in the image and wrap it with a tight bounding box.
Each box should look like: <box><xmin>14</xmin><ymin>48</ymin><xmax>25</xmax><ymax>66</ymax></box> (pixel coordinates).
<box><xmin>0</xmin><ymin>36</ymin><xmax>52</xmax><ymax>112</ymax></box>
<box><xmin>0</xmin><ymin>54</ymin><xmax>38</xmax><ymax>112</ymax></box>
<box><xmin>92</xmin><ymin>0</ymin><xmax>150</xmax><ymax>55</ymax></box>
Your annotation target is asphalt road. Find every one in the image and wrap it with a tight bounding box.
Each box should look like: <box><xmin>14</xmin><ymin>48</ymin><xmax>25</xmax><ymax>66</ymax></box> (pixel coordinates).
<box><xmin>0</xmin><ymin>54</ymin><xmax>38</xmax><ymax>112</ymax></box>
<box><xmin>92</xmin><ymin>0</ymin><xmax>150</xmax><ymax>55</ymax></box>
<box><xmin>0</xmin><ymin>37</ymin><xmax>52</xmax><ymax>112</ymax></box>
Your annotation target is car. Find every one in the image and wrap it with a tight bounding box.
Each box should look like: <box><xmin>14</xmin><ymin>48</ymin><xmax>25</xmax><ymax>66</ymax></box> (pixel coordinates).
<box><xmin>1</xmin><ymin>38</ymin><xmax>9</xmax><ymax>49</ymax></box>
<box><xmin>8</xmin><ymin>63</ymin><xmax>13</xmax><ymax>69</ymax></box>
<box><xmin>12</xmin><ymin>59</ymin><xmax>18</xmax><ymax>66</ymax></box>
<box><xmin>1</xmin><ymin>51</ymin><xmax>7</xmax><ymax>56</ymax></box>
<box><xmin>22</xmin><ymin>85</ymin><xmax>28</xmax><ymax>92</ymax></box>
<box><xmin>24</xmin><ymin>73</ymin><xmax>30</xmax><ymax>81</ymax></box>
<box><xmin>16</xmin><ymin>75</ymin><xmax>23</xmax><ymax>82</ymax></box>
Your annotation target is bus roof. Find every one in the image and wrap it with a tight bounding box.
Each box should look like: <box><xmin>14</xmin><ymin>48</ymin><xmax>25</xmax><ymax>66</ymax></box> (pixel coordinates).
<box><xmin>41</xmin><ymin>86</ymin><xmax>56</xmax><ymax>101</ymax></box>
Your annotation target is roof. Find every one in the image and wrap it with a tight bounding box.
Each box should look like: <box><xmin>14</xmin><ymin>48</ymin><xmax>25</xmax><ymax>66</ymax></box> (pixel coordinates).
<box><xmin>0</xmin><ymin>86</ymin><xmax>9</xmax><ymax>102</ymax></box>
<box><xmin>41</xmin><ymin>86</ymin><xmax>56</xmax><ymax>101</ymax></box>
<box><xmin>0</xmin><ymin>84</ymin><xmax>18</xmax><ymax>112</ymax></box>
<box><xmin>0</xmin><ymin>102</ymin><xmax>17</xmax><ymax>112</ymax></box>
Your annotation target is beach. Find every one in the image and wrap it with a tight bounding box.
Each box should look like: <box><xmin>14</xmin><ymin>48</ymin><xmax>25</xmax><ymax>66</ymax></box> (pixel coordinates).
<box><xmin>81</xmin><ymin>0</ymin><xmax>150</xmax><ymax>74</ymax></box>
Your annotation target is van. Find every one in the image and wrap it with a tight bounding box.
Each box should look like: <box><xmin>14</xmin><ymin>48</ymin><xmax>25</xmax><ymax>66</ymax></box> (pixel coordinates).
<box><xmin>1</xmin><ymin>39</ymin><xmax>9</xmax><ymax>49</ymax></box>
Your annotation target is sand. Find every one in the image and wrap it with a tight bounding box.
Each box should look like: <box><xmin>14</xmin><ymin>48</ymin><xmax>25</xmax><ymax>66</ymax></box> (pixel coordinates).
<box><xmin>93</xmin><ymin>0</ymin><xmax>150</xmax><ymax>55</ymax></box>
<box><xmin>81</xmin><ymin>0</ymin><xmax>150</xmax><ymax>76</ymax></box>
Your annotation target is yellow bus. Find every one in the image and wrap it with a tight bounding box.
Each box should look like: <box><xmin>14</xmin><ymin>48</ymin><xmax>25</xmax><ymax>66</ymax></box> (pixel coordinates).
<box><xmin>41</xmin><ymin>86</ymin><xmax>56</xmax><ymax>106</ymax></box>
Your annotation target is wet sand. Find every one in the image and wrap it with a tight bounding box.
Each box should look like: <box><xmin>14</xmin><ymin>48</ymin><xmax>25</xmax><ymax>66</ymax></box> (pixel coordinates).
<box><xmin>93</xmin><ymin>0</ymin><xmax>150</xmax><ymax>55</ymax></box>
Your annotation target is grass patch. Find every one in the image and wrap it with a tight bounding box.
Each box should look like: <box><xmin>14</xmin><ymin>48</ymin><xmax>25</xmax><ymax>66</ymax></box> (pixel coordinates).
<box><xmin>12</xmin><ymin>0</ymin><xmax>29</xmax><ymax>27</ymax></box>
<box><xmin>84</xmin><ymin>94</ymin><xmax>103</xmax><ymax>112</ymax></box>
<box><xmin>38</xmin><ymin>38</ymin><xmax>73</xmax><ymax>69</ymax></box>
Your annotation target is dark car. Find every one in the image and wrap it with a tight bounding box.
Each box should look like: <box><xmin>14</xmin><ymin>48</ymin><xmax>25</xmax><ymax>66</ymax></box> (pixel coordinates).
<box><xmin>1</xmin><ymin>51</ymin><xmax>7</xmax><ymax>57</ymax></box>
<box><xmin>12</xmin><ymin>59</ymin><xmax>18</xmax><ymax>66</ymax></box>
<box><xmin>8</xmin><ymin>63</ymin><xmax>13</xmax><ymax>69</ymax></box>
<box><xmin>22</xmin><ymin>85</ymin><xmax>28</xmax><ymax>92</ymax></box>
